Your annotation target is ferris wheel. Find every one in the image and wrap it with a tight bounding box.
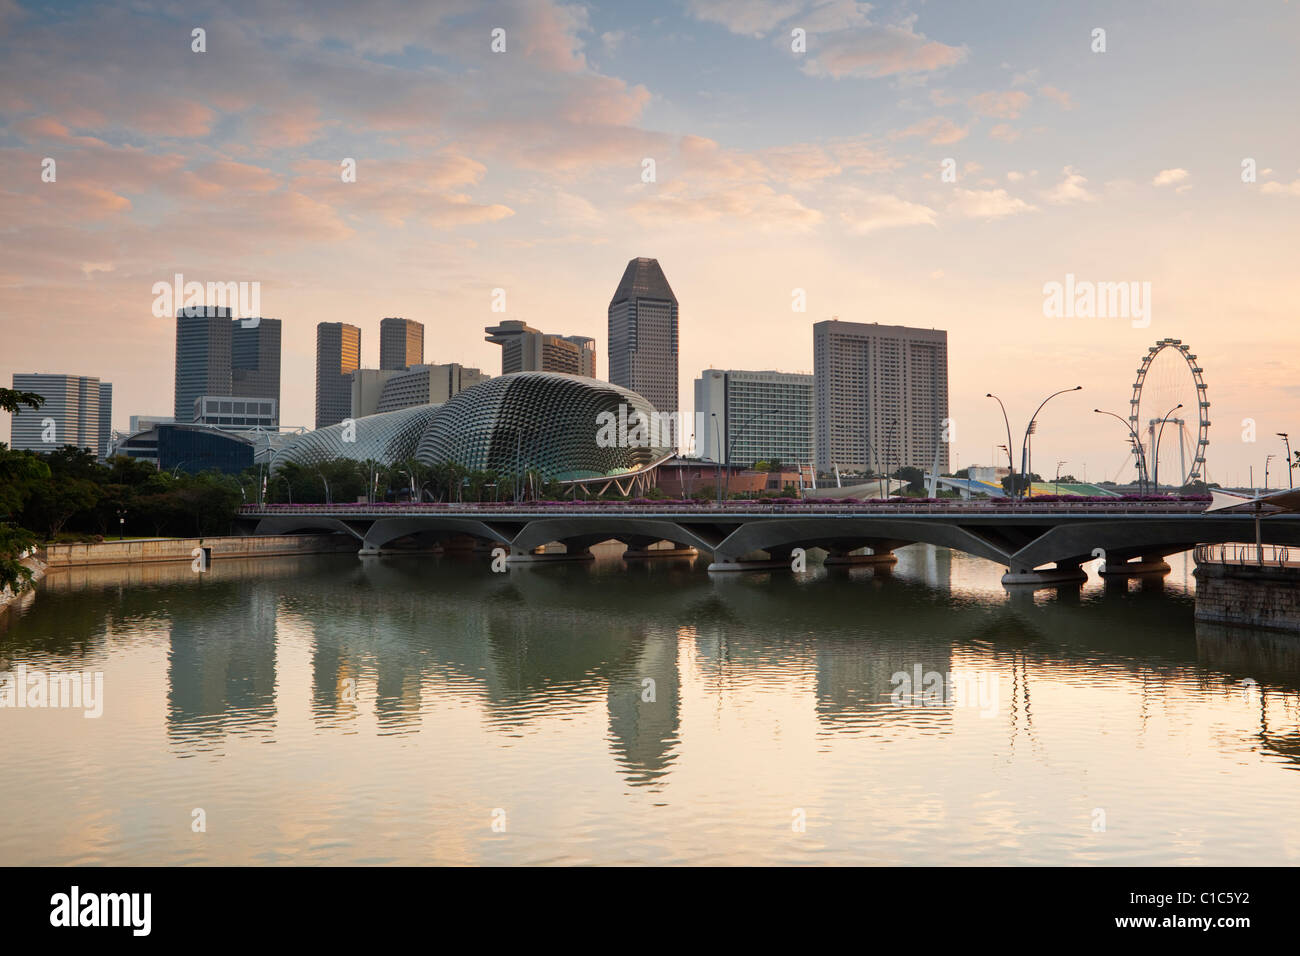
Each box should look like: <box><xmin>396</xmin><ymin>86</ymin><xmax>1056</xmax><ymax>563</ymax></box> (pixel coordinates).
<box><xmin>1129</xmin><ymin>338</ymin><xmax>1210</xmax><ymax>488</ymax></box>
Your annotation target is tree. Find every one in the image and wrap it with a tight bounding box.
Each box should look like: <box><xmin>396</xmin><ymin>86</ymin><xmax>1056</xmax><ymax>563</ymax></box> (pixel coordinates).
<box><xmin>894</xmin><ymin>465</ymin><xmax>925</xmax><ymax>494</ymax></box>
<box><xmin>1001</xmin><ymin>472</ymin><xmax>1042</xmax><ymax>496</ymax></box>
<box><xmin>0</xmin><ymin>388</ymin><xmax>45</xmax><ymax>416</ymax></box>
<box><xmin>0</xmin><ymin>444</ymin><xmax>51</xmax><ymax>519</ymax></box>
<box><xmin>25</xmin><ymin>476</ymin><xmax>100</xmax><ymax>539</ymax></box>
<box><xmin>0</xmin><ymin>523</ymin><xmax>40</xmax><ymax>596</ymax></box>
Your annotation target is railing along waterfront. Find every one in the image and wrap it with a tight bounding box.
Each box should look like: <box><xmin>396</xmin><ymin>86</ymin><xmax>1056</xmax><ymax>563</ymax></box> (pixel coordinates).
<box><xmin>1194</xmin><ymin>543</ymin><xmax>1297</xmax><ymax>567</ymax></box>
<box><xmin>239</xmin><ymin>497</ymin><xmax>1213</xmax><ymax>517</ymax></box>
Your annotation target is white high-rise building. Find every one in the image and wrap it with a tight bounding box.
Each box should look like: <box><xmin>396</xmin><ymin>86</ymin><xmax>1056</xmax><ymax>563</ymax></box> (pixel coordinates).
<box><xmin>9</xmin><ymin>373</ymin><xmax>112</xmax><ymax>459</ymax></box>
<box><xmin>694</xmin><ymin>369</ymin><xmax>814</xmax><ymax>467</ymax></box>
<box><xmin>812</xmin><ymin>319</ymin><xmax>949</xmax><ymax>474</ymax></box>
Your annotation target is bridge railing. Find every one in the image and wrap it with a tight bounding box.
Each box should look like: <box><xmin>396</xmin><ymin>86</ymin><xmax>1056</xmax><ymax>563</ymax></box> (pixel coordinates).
<box><xmin>238</xmin><ymin>498</ymin><xmax>1212</xmax><ymax>517</ymax></box>
<box><xmin>1194</xmin><ymin>543</ymin><xmax>1295</xmax><ymax>567</ymax></box>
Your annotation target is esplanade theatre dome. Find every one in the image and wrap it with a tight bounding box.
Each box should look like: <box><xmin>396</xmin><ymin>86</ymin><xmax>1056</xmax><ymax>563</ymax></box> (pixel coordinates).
<box><xmin>414</xmin><ymin>372</ymin><xmax>672</xmax><ymax>480</ymax></box>
<box><xmin>277</xmin><ymin>372</ymin><xmax>673</xmax><ymax>483</ymax></box>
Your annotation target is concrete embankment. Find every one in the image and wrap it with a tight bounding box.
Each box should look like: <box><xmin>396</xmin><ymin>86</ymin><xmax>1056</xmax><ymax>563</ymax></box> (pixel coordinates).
<box><xmin>40</xmin><ymin>533</ymin><xmax>357</xmax><ymax>568</ymax></box>
<box><xmin>1194</xmin><ymin>561</ymin><xmax>1300</xmax><ymax>632</ymax></box>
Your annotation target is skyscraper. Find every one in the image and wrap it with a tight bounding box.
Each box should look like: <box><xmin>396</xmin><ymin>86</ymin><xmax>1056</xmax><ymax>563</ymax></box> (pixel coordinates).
<box><xmin>608</xmin><ymin>257</ymin><xmax>678</xmax><ymax>417</ymax></box>
<box><xmin>375</xmin><ymin>363</ymin><xmax>490</xmax><ymax>413</ymax></box>
<box><xmin>231</xmin><ymin>318</ymin><xmax>281</xmax><ymax>424</ymax></box>
<box><xmin>380</xmin><ymin>317</ymin><xmax>424</xmax><ymax>371</ymax></box>
<box><xmin>316</xmin><ymin>322</ymin><xmax>361</xmax><ymax>428</ymax></box>
<box><xmin>694</xmin><ymin>369</ymin><xmax>814</xmax><ymax>467</ymax></box>
<box><xmin>485</xmin><ymin>320</ymin><xmax>596</xmax><ymax>378</ymax></box>
<box><xmin>812</xmin><ymin>319</ymin><xmax>949</xmax><ymax>474</ymax></box>
<box><xmin>10</xmin><ymin>373</ymin><xmax>112</xmax><ymax>458</ymax></box>
<box><xmin>174</xmin><ymin>309</ymin><xmax>232</xmax><ymax>422</ymax></box>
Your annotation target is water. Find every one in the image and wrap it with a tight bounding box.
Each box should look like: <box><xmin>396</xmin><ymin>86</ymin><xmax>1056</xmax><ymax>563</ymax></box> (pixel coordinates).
<box><xmin>1</xmin><ymin>545</ymin><xmax>1298</xmax><ymax>865</ymax></box>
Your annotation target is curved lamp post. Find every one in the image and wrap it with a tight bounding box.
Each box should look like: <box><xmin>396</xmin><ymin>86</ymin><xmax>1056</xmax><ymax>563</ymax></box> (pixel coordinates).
<box><xmin>720</xmin><ymin>408</ymin><xmax>778</xmax><ymax>504</ymax></box>
<box><xmin>883</xmin><ymin>418</ymin><xmax>899</xmax><ymax>497</ymax></box>
<box><xmin>1020</xmin><ymin>387</ymin><xmax>1082</xmax><ymax>501</ymax></box>
<box><xmin>1094</xmin><ymin>408</ymin><xmax>1148</xmax><ymax>494</ymax></box>
<box><xmin>986</xmin><ymin>394</ymin><xmax>1016</xmax><ymax>502</ymax></box>
<box><xmin>1152</xmin><ymin>402</ymin><xmax>1183</xmax><ymax>493</ymax></box>
<box><xmin>1278</xmin><ymin>432</ymin><xmax>1293</xmax><ymax>489</ymax></box>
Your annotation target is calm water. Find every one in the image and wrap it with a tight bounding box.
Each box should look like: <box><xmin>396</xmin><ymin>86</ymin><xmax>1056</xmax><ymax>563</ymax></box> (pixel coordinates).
<box><xmin>1</xmin><ymin>544</ymin><xmax>1298</xmax><ymax>865</ymax></box>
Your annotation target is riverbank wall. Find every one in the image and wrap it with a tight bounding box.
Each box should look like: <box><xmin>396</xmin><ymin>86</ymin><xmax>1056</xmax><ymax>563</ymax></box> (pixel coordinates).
<box><xmin>40</xmin><ymin>533</ymin><xmax>357</xmax><ymax>568</ymax></box>
<box><xmin>1194</xmin><ymin>561</ymin><xmax>1300</xmax><ymax>632</ymax></box>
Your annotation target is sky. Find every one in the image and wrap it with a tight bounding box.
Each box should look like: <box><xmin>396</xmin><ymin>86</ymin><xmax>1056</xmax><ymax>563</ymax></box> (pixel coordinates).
<box><xmin>1</xmin><ymin>0</ymin><xmax>1298</xmax><ymax>487</ymax></box>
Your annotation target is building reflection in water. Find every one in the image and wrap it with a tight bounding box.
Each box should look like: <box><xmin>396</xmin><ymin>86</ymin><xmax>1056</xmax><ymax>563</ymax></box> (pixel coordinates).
<box><xmin>25</xmin><ymin>542</ymin><xmax>1299</xmax><ymax>785</ymax></box>
<box><xmin>166</xmin><ymin>575</ymin><xmax>278</xmax><ymax>749</ymax></box>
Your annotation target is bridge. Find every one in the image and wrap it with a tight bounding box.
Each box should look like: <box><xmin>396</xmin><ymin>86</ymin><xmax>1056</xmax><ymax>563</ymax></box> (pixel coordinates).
<box><xmin>233</xmin><ymin>499</ymin><xmax>1300</xmax><ymax>586</ymax></box>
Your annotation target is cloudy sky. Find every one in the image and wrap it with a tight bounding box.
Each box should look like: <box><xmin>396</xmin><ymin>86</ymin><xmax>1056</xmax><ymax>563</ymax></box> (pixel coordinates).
<box><xmin>2</xmin><ymin>0</ymin><xmax>1298</xmax><ymax>485</ymax></box>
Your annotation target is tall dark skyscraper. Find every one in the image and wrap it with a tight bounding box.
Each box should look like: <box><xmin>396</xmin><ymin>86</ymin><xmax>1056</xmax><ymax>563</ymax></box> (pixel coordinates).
<box><xmin>608</xmin><ymin>257</ymin><xmax>678</xmax><ymax>417</ymax></box>
<box><xmin>231</xmin><ymin>318</ymin><xmax>281</xmax><ymax>424</ymax></box>
<box><xmin>316</xmin><ymin>322</ymin><xmax>361</xmax><ymax>428</ymax></box>
<box><xmin>380</xmin><ymin>317</ymin><xmax>424</xmax><ymax>371</ymax></box>
<box><xmin>174</xmin><ymin>309</ymin><xmax>232</xmax><ymax>422</ymax></box>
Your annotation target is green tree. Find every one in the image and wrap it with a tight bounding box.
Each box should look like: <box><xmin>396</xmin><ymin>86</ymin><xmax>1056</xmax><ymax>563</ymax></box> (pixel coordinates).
<box><xmin>0</xmin><ymin>523</ymin><xmax>40</xmax><ymax>595</ymax></box>
<box><xmin>0</xmin><ymin>444</ymin><xmax>51</xmax><ymax>519</ymax></box>
<box><xmin>0</xmin><ymin>388</ymin><xmax>45</xmax><ymax>416</ymax></box>
<box><xmin>25</xmin><ymin>476</ymin><xmax>100</xmax><ymax>539</ymax></box>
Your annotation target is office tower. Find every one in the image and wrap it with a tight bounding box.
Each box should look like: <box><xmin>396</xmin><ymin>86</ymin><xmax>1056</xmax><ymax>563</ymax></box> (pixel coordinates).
<box><xmin>98</xmin><ymin>382</ymin><xmax>113</xmax><ymax>459</ymax></box>
<box><xmin>10</xmin><ymin>373</ymin><xmax>111</xmax><ymax>458</ymax></box>
<box><xmin>231</xmin><ymin>318</ymin><xmax>281</xmax><ymax>424</ymax></box>
<box><xmin>608</xmin><ymin>257</ymin><xmax>678</xmax><ymax>417</ymax></box>
<box><xmin>193</xmin><ymin>396</ymin><xmax>278</xmax><ymax>429</ymax></box>
<box><xmin>485</xmin><ymin>320</ymin><xmax>597</xmax><ymax>378</ymax></box>
<box><xmin>174</xmin><ymin>308</ymin><xmax>232</xmax><ymax>422</ymax></box>
<box><xmin>380</xmin><ymin>317</ymin><xmax>424</xmax><ymax>371</ymax></box>
<box><xmin>375</xmin><ymin>363</ymin><xmax>490</xmax><ymax>413</ymax></box>
<box><xmin>812</xmin><ymin>319</ymin><xmax>949</xmax><ymax>474</ymax></box>
<box><xmin>129</xmin><ymin>414</ymin><xmax>174</xmax><ymax>433</ymax></box>
<box><xmin>694</xmin><ymin>369</ymin><xmax>814</xmax><ymax>467</ymax></box>
<box><xmin>350</xmin><ymin>368</ymin><xmax>401</xmax><ymax>419</ymax></box>
<box><xmin>316</xmin><ymin>322</ymin><xmax>361</xmax><ymax>429</ymax></box>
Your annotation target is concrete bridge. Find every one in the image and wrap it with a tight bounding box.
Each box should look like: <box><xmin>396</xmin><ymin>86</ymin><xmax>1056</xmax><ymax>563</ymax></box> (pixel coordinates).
<box><xmin>233</xmin><ymin>499</ymin><xmax>1300</xmax><ymax>586</ymax></box>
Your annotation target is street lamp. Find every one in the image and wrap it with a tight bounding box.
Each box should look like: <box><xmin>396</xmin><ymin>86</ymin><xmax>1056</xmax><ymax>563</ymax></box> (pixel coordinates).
<box><xmin>116</xmin><ymin>507</ymin><xmax>127</xmax><ymax>540</ymax></box>
<box><xmin>1019</xmin><ymin>387</ymin><xmax>1082</xmax><ymax>502</ymax></box>
<box><xmin>883</xmin><ymin>418</ymin><xmax>899</xmax><ymax>497</ymax></box>
<box><xmin>1094</xmin><ymin>409</ymin><xmax>1148</xmax><ymax>494</ymax></box>
<box><xmin>1265</xmin><ymin>454</ymin><xmax>1276</xmax><ymax>492</ymax></box>
<box><xmin>710</xmin><ymin>412</ymin><xmax>722</xmax><ymax>504</ymax></box>
<box><xmin>1278</xmin><ymin>433</ymin><xmax>1293</xmax><ymax>489</ymax></box>
<box><xmin>1055</xmin><ymin>460</ymin><xmax>1067</xmax><ymax>495</ymax></box>
<box><xmin>720</xmin><ymin>408</ymin><xmax>778</xmax><ymax>505</ymax></box>
<box><xmin>1152</xmin><ymin>403</ymin><xmax>1183</xmax><ymax>493</ymax></box>
<box><xmin>986</xmin><ymin>394</ymin><xmax>1017</xmax><ymax>503</ymax></box>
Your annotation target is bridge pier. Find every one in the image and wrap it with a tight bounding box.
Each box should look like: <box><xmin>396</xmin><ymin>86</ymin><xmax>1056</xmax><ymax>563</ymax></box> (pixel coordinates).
<box><xmin>1098</xmin><ymin>553</ymin><xmax>1172</xmax><ymax>577</ymax></box>
<box><xmin>824</xmin><ymin>547</ymin><xmax>898</xmax><ymax>567</ymax></box>
<box><xmin>506</xmin><ymin>544</ymin><xmax>595</xmax><ymax>564</ymax></box>
<box><xmin>707</xmin><ymin>558</ymin><xmax>792</xmax><ymax>572</ymax></box>
<box><xmin>1001</xmin><ymin>562</ymin><xmax>1088</xmax><ymax>587</ymax></box>
<box><xmin>623</xmin><ymin>540</ymin><xmax>698</xmax><ymax>560</ymax></box>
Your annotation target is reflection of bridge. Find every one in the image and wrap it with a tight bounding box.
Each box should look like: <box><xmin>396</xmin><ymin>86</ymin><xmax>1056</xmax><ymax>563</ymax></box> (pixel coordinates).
<box><xmin>235</xmin><ymin>500</ymin><xmax>1300</xmax><ymax>585</ymax></box>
